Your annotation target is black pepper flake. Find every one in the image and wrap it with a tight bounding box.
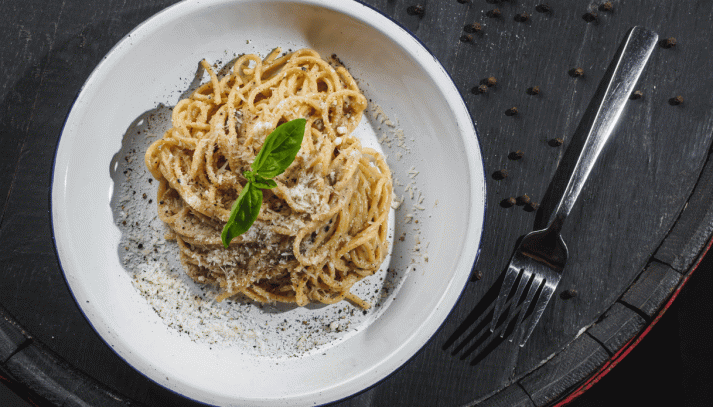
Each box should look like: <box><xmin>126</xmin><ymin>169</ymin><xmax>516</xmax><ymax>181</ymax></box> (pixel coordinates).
<box><xmin>582</xmin><ymin>12</ymin><xmax>597</xmax><ymax>22</ymax></box>
<box><xmin>138</xmin><ymin>243</ymin><xmax>144</xmax><ymax>249</ymax></box>
<box><xmin>464</xmin><ymin>22</ymin><xmax>482</xmax><ymax>33</ymax></box>
<box><xmin>516</xmin><ymin>194</ymin><xmax>531</xmax><ymax>205</ymax></box>
<box><xmin>472</xmin><ymin>84</ymin><xmax>488</xmax><ymax>94</ymax></box>
<box><xmin>570</xmin><ymin>67</ymin><xmax>585</xmax><ymax>77</ymax></box>
<box><xmin>630</xmin><ymin>90</ymin><xmax>643</xmax><ymax>100</ymax></box>
<box><xmin>527</xmin><ymin>86</ymin><xmax>541</xmax><ymax>95</ymax></box>
<box><xmin>560</xmin><ymin>289</ymin><xmax>578</xmax><ymax>299</ymax></box>
<box><xmin>524</xmin><ymin>201</ymin><xmax>539</xmax><ymax>212</ymax></box>
<box><xmin>669</xmin><ymin>95</ymin><xmax>684</xmax><ymax>105</ymax></box>
<box><xmin>548</xmin><ymin>137</ymin><xmax>564</xmax><ymax>147</ymax></box>
<box><xmin>122</xmin><ymin>220</ymin><xmax>126</xmax><ymax>225</ymax></box>
<box><xmin>460</xmin><ymin>34</ymin><xmax>473</xmax><ymax>43</ymax></box>
<box><xmin>535</xmin><ymin>4</ymin><xmax>551</xmax><ymax>13</ymax></box>
<box><xmin>599</xmin><ymin>2</ymin><xmax>613</xmax><ymax>12</ymax></box>
<box><xmin>660</xmin><ymin>37</ymin><xmax>677</xmax><ymax>49</ymax></box>
<box><xmin>470</xmin><ymin>269</ymin><xmax>483</xmax><ymax>282</ymax></box>
<box><xmin>500</xmin><ymin>197</ymin><xmax>517</xmax><ymax>208</ymax></box>
<box><xmin>487</xmin><ymin>8</ymin><xmax>502</xmax><ymax>18</ymax></box>
<box><xmin>148</xmin><ymin>199</ymin><xmax>153</xmax><ymax>204</ymax></box>
<box><xmin>514</xmin><ymin>12</ymin><xmax>530</xmax><ymax>22</ymax></box>
<box><xmin>142</xmin><ymin>193</ymin><xmax>147</xmax><ymax>199</ymax></box>
<box><xmin>505</xmin><ymin>106</ymin><xmax>519</xmax><ymax>116</ymax></box>
<box><xmin>457</xmin><ymin>0</ymin><xmax>470</xmax><ymax>3</ymax></box>
<box><xmin>492</xmin><ymin>169</ymin><xmax>509</xmax><ymax>180</ymax></box>
<box><xmin>407</xmin><ymin>5</ymin><xmax>425</xmax><ymax>17</ymax></box>
<box><xmin>508</xmin><ymin>150</ymin><xmax>524</xmax><ymax>160</ymax></box>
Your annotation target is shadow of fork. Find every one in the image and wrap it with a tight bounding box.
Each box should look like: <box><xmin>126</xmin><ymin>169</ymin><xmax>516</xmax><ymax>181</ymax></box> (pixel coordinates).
<box><xmin>443</xmin><ymin>260</ymin><xmax>546</xmax><ymax>365</ymax></box>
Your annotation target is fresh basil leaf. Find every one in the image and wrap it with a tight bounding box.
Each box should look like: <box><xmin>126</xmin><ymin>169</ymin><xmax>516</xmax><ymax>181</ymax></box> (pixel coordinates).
<box><xmin>251</xmin><ymin>176</ymin><xmax>277</xmax><ymax>189</ymax></box>
<box><xmin>244</xmin><ymin>170</ymin><xmax>256</xmax><ymax>183</ymax></box>
<box><xmin>243</xmin><ymin>170</ymin><xmax>276</xmax><ymax>189</ymax></box>
<box><xmin>220</xmin><ymin>119</ymin><xmax>304</xmax><ymax>245</ymax></box>
<box><xmin>220</xmin><ymin>182</ymin><xmax>263</xmax><ymax>248</ymax></box>
<box><xmin>251</xmin><ymin>118</ymin><xmax>306</xmax><ymax>179</ymax></box>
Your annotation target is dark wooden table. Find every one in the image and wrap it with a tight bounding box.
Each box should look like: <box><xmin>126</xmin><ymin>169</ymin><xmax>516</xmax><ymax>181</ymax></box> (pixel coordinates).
<box><xmin>1</xmin><ymin>1</ymin><xmax>712</xmax><ymax>406</ymax></box>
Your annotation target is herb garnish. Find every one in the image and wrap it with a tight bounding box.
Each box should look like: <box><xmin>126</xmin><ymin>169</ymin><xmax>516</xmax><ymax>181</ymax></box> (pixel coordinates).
<box><xmin>220</xmin><ymin>118</ymin><xmax>306</xmax><ymax>248</ymax></box>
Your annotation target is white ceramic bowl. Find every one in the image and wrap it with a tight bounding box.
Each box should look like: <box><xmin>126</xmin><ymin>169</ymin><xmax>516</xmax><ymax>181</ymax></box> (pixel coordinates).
<box><xmin>51</xmin><ymin>0</ymin><xmax>486</xmax><ymax>405</ymax></box>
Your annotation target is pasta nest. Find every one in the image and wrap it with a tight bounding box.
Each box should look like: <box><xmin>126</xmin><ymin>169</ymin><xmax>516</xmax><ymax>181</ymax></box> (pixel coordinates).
<box><xmin>144</xmin><ymin>48</ymin><xmax>392</xmax><ymax>308</ymax></box>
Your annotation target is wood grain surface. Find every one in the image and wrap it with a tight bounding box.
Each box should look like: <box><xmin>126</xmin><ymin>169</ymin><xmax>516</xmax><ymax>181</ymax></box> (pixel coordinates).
<box><xmin>1</xmin><ymin>0</ymin><xmax>712</xmax><ymax>406</ymax></box>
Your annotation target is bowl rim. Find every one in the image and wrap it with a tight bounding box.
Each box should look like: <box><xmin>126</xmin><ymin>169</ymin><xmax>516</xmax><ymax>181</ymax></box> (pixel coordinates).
<box><xmin>50</xmin><ymin>0</ymin><xmax>487</xmax><ymax>405</ymax></box>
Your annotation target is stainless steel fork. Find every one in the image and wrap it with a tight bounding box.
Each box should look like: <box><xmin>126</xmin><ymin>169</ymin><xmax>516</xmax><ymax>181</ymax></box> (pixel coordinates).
<box><xmin>489</xmin><ymin>26</ymin><xmax>659</xmax><ymax>346</ymax></box>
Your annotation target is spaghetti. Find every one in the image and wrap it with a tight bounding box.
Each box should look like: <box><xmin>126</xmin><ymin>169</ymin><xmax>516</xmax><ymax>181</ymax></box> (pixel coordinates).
<box><xmin>145</xmin><ymin>48</ymin><xmax>392</xmax><ymax>309</ymax></box>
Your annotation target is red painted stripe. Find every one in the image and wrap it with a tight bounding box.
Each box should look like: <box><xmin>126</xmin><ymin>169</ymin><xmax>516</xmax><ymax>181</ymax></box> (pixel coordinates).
<box><xmin>552</xmin><ymin>235</ymin><xmax>713</xmax><ymax>407</ymax></box>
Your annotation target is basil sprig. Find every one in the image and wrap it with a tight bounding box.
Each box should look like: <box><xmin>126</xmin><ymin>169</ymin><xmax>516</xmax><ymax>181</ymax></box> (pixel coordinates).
<box><xmin>220</xmin><ymin>118</ymin><xmax>306</xmax><ymax>248</ymax></box>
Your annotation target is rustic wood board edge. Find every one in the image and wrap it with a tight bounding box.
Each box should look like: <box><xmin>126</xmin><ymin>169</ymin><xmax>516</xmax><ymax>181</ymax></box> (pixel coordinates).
<box><xmin>477</xmin><ymin>148</ymin><xmax>713</xmax><ymax>407</ymax></box>
<box><xmin>0</xmin><ymin>307</ymin><xmax>141</xmax><ymax>406</ymax></box>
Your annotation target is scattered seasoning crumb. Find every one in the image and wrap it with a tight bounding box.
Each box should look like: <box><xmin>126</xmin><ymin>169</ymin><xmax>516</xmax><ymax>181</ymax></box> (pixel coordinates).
<box><xmin>524</xmin><ymin>201</ymin><xmax>540</xmax><ymax>212</ymax></box>
<box><xmin>487</xmin><ymin>8</ymin><xmax>502</xmax><ymax>18</ymax></box>
<box><xmin>630</xmin><ymin>90</ymin><xmax>643</xmax><ymax>100</ymax></box>
<box><xmin>660</xmin><ymin>37</ymin><xmax>677</xmax><ymax>49</ymax></box>
<box><xmin>485</xmin><ymin>76</ymin><xmax>497</xmax><ymax>87</ymax></box>
<box><xmin>560</xmin><ymin>289</ymin><xmax>578</xmax><ymax>299</ymax></box>
<box><xmin>669</xmin><ymin>95</ymin><xmax>684</xmax><ymax>105</ymax></box>
<box><xmin>508</xmin><ymin>150</ymin><xmax>524</xmax><ymax>160</ymax></box>
<box><xmin>570</xmin><ymin>67</ymin><xmax>585</xmax><ymax>77</ymax></box>
<box><xmin>492</xmin><ymin>169</ymin><xmax>509</xmax><ymax>180</ymax></box>
<box><xmin>460</xmin><ymin>34</ymin><xmax>473</xmax><ymax>43</ymax></box>
<box><xmin>505</xmin><ymin>107</ymin><xmax>519</xmax><ymax>116</ymax></box>
<box><xmin>514</xmin><ymin>12</ymin><xmax>530</xmax><ymax>22</ymax></box>
<box><xmin>549</xmin><ymin>138</ymin><xmax>564</xmax><ymax>147</ymax></box>
<box><xmin>472</xmin><ymin>84</ymin><xmax>488</xmax><ymax>94</ymax></box>
<box><xmin>582</xmin><ymin>12</ymin><xmax>597</xmax><ymax>22</ymax></box>
<box><xmin>527</xmin><ymin>86</ymin><xmax>540</xmax><ymax>95</ymax></box>
<box><xmin>500</xmin><ymin>197</ymin><xmax>517</xmax><ymax>208</ymax></box>
<box><xmin>470</xmin><ymin>269</ymin><xmax>483</xmax><ymax>282</ymax></box>
<box><xmin>407</xmin><ymin>5</ymin><xmax>425</xmax><ymax>17</ymax></box>
<box><xmin>457</xmin><ymin>0</ymin><xmax>470</xmax><ymax>4</ymax></box>
<box><xmin>464</xmin><ymin>22</ymin><xmax>482</xmax><ymax>33</ymax></box>
<box><xmin>516</xmin><ymin>194</ymin><xmax>531</xmax><ymax>206</ymax></box>
<box><xmin>599</xmin><ymin>2</ymin><xmax>613</xmax><ymax>12</ymax></box>
<box><xmin>535</xmin><ymin>4</ymin><xmax>551</xmax><ymax>13</ymax></box>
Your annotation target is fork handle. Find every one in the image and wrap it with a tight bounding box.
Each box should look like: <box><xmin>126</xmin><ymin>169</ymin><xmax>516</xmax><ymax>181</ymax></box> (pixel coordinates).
<box><xmin>548</xmin><ymin>27</ymin><xmax>658</xmax><ymax>234</ymax></box>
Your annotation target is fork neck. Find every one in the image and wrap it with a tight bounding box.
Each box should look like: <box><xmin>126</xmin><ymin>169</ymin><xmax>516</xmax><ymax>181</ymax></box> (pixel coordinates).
<box><xmin>546</xmin><ymin>211</ymin><xmax>566</xmax><ymax>236</ymax></box>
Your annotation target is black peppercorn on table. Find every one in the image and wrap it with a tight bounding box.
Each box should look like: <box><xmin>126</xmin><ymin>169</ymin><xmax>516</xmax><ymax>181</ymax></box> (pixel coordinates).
<box><xmin>1</xmin><ymin>1</ymin><xmax>712</xmax><ymax>406</ymax></box>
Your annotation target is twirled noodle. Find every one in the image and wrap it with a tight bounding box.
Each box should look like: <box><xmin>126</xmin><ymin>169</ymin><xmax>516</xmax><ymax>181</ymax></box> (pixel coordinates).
<box><xmin>145</xmin><ymin>48</ymin><xmax>392</xmax><ymax>309</ymax></box>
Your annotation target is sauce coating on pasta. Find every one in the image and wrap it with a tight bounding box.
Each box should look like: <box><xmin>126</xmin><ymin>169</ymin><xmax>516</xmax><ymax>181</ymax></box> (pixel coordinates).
<box><xmin>144</xmin><ymin>48</ymin><xmax>392</xmax><ymax>308</ymax></box>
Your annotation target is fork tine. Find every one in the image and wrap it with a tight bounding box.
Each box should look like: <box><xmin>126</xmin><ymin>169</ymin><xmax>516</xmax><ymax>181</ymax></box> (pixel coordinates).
<box><xmin>490</xmin><ymin>263</ymin><xmax>521</xmax><ymax>332</ymax></box>
<box><xmin>509</xmin><ymin>273</ymin><xmax>544</xmax><ymax>342</ymax></box>
<box><xmin>490</xmin><ymin>264</ymin><xmax>519</xmax><ymax>332</ymax></box>
<box><xmin>499</xmin><ymin>268</ymin><xmax>532</xmax><ymax>338</ymax></box>
<box><xmin>517</xmin><ymin>276</ymin><xmax>558</xmax><ymax>346</ymax></box>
